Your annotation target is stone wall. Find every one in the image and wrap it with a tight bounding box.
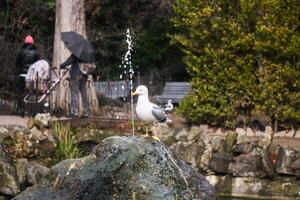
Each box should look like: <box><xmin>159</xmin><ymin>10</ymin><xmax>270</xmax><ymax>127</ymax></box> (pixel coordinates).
<box><xmin>2</xmin><ymin>115</ymin><xmax>300</xmax><ymax>199</ymax></box>
<box><xmin>155</xmin><ymin>124</ymin><xmax>300</xmax><ymax>199</ymax></box>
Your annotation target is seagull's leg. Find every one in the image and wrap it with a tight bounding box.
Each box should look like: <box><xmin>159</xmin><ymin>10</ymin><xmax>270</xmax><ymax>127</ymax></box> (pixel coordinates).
<box><xmin>152</xmin><ymin>122</ymin><xmax>160</xmax><ymax>141</ymax></box>
<box><xmin>144</xmin><ymin>123</ymin><xmax>149</xmax><ymax>137</ymax></box>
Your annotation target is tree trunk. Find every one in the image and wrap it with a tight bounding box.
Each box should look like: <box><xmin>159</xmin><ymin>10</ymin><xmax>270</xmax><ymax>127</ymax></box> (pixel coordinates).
<box><xmin>52</xmin><ymin>0</ymin><xmax>98</xmax><ymax>115</ymax></box>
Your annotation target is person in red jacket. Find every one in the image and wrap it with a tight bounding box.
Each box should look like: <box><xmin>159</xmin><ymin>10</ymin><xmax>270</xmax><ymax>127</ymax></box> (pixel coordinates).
<box><xmin>15</xmin><ymin>35</ymin><xmax>40</xmax><ymax>116</ymax></box>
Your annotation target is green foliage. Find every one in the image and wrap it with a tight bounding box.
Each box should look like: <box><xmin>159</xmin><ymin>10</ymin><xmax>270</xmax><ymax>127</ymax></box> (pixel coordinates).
<box><xmin>171</xmin><ymin>0</ymin><xmax>300</xmax><ymax>127</ymax></box>
<box><xmin>254</xmin><ymin>0</ymin><xmax>300</xmax><ymax>124</ymax></box>
<box><xmin>52</xmin><ymin>122</ymin><xmax>81</xmax><ymax>164</ymax></box>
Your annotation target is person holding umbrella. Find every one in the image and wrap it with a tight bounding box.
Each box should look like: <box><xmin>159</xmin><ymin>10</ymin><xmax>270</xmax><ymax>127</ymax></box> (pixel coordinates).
<box><xmin>57</xmin><ymin>31</ymin><xmax>95</xmax><ymax>118</ymax></box>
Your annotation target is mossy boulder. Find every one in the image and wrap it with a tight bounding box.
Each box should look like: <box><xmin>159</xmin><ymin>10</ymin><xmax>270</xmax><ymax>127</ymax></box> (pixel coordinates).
<box><xmin>13</xmin><ymin>136</ymin><xmax>216</xmax><ymax>200</ymax></box>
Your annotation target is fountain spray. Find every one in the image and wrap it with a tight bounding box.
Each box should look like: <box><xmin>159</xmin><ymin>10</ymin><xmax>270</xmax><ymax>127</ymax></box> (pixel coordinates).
<box><xmin>119</xmin><ymin>29</ymin><xmax>135</xmax><ymax>136</ymax></box>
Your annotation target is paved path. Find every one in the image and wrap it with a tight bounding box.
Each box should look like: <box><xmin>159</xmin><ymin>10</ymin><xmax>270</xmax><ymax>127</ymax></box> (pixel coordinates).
<box><xmin>0</xmin><ymin>115</ymin><xmax>29</xmax><ymax>127</ymax></box>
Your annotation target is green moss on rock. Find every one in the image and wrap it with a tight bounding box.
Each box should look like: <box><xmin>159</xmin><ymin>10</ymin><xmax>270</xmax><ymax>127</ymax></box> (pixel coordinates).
<box><xmin>225</xmin><ymin>131</ymin><xmax>237</xmax><ymax>153</ymax></box>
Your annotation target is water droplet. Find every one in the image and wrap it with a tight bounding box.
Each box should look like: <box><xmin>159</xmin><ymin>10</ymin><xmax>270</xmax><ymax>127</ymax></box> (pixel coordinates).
<box><xmin>118</xmin><ymin>28</ymin><xmax>136</xmax><ymax>136</ymax></box>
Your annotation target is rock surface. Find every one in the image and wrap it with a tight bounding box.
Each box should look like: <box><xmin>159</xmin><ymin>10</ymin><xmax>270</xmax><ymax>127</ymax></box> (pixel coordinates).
<box><xmin>13</xmin><ymin>136</ymin><xmax>216</xmax><ymax>200</ymax></box>
<box><xmin>0</xmin><ymin>144</ymin><xmax>19</xmax><ymax>196</ymax></box>
<box><xmin>276</xmin><ymin>146</ymin><xmax>296</xmax><ymax>175</ymax></box>
<box><xmin>2</xmin><ymin>121</ymin><xmax>300</xmax><ymax>199</ymax></box>
<box><xmin>209</xmin><ymin>152</ymin><xmax>233</xmax><ymax>174</ymax></box>
<box><xmin>229</xmin><ymin>151</ymin><xmax>265</xmax><ymax>177</ymax></box>
<box><xmin>15</xmin><ymin>159</ymin><xmax>50</xmax><ymax>188</ymax></box>
<box><xmin>214</xmin><ymin>176</ymin><xmax>300</xmax><ymax>198</ymax></box>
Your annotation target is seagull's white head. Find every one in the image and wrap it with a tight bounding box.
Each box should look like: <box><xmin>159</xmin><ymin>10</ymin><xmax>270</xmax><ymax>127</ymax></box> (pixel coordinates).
<box><xmin>132</xmin><ymin>85</ymin><xmax>148</xmax><ymax>96</ymax></box>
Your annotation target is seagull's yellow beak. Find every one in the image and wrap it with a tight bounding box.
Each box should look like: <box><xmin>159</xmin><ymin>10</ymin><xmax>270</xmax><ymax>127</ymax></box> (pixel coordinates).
<box><xmin>131</xmin><ymin>91</ymin><xmax>137</xmax><ymax>96</ymax></box>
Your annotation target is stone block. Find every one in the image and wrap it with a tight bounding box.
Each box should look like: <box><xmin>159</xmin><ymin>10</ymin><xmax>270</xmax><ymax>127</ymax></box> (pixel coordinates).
<box><xmin>258</xmin><ymin>133</ymin><xmax>272</xmax><ymax>148</ymax></box>
<box><xmin>199</xmin><ymin>124</ymin><xmax>209</xmax><ymax>134</ymax></box>
<box><xmin>211</xmin><ymin>136</ymin><xmax>225</xmax><ymax>152</ymax></box>
<box><xmin>229</xmin><ymin>152</ymin><xmax>265</xmax><ymax>177</ymax></box>
<box><xmin>236</xmin><ymin>128</ymin><xmax>250</xmax><ymax>144</ymax></box>
<box><xmin>286</xmin><ymin>130</ymin><xmax>295</xmax><ymax>138</ymax></box>
<box><xmin>276</xmin><ymin>146</ymin><xmax>296</xmax><ymax>175</ymax></box>
<box><xmin>255</xmin><ymin>131</ymin><xmax>265</xmax><ymax>137</ymax></box>
<box><xmin>265</xmin><ymin>126</ymin><xmax>273</xmax><ymax>135</ymax></box>
<box><xmin>273</xmin><ymin>131</ymin><xmax>286</xmax><ymax>138</ymax></box>
<box><xmin>295</xmin><ymin>130</ymin><xmax>300</xmax><ymax>138</ymax></box>
<box><xmin>214</xmin><ymin>128</ymin><xmax>224</xmax><ymax>135</ymax></box>
<box><xmin>209</xmin><ymin>152</ymin><xmax>233</xmax><ymax>174</ymax></box>
<box><xmin>246</xmin><ymin>128</ymin><xmax>255</xmax><ymax>137</ymax></box>
<box><xmin>225</xmin><ymin>131</ymin><xmax>237</xmax><ymax>153</ymax></box>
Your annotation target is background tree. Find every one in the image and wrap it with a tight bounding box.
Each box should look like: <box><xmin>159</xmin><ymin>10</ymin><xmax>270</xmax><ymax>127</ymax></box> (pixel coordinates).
<box><xmin>86</xmin><ymin>0</ymin><xmax>185</xmax><ymax>81</ymax></box>
<box><xmin>53</xmin><ymin>0</ymin><xmax>98</xmax><ymax>114</ymax></box>
<box><xmin>0</xmin><ymin>0</ymin><xmax>55</xmax><ymax>98</ymax></box>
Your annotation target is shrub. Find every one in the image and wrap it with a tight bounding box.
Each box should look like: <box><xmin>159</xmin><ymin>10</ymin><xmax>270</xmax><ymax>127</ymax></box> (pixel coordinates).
<box><xmin>171</xmin><ymin>0</ymin><xmax>300</xmax><ymax>128</ymax></box>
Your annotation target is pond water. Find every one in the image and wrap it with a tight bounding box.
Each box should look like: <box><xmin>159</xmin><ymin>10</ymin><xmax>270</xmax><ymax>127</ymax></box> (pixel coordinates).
<box><xmin>222</xmin><ymin>198</ymin><xmax>258</xmax><ymax>200</ymax></box>
<box><xmin>219</xmin><ymin>196</ymin><xmax>289</xmax><ymax>200</ymax></box>
<box><xmin>221</xmin><ymin>198</ymin><xmax>263</xmax><ymax>200</ymax></box>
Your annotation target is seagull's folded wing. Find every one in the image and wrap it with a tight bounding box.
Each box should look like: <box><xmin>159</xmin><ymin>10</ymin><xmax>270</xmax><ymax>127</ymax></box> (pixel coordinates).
<box><xmin>151</xmin><ymin>104</ymin><xmax>167</xmax><ymax>122</ymax></box>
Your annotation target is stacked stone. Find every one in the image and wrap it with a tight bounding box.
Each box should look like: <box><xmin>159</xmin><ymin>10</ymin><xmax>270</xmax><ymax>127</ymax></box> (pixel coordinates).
<box><xmin>154</xmin><ymin>123</ymin><xmax>300</xmax><ymax>198</ymax></box>
<box><xmin>0</xmin><ymin>114</ymin><xmax>55</xmax><ymax>198</ymax></box>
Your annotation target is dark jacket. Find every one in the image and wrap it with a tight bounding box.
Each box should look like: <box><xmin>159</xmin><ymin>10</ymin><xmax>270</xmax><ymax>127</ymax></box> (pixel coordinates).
<box><xmin>15</xmin><ymin>43</ymin><xmax>40</xmax><ymax>74</ymax></box>
<box><xmin>60</xmin><ymin>54</ymin><xmax>86</xmax><ymax>80</ymax></box>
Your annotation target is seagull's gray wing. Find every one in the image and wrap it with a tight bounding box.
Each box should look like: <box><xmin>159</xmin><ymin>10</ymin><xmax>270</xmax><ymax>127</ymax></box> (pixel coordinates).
<box><xmin>151</xmin><ymin>104</ymin><xmax>167</xmax><ymax>122</ymax></box>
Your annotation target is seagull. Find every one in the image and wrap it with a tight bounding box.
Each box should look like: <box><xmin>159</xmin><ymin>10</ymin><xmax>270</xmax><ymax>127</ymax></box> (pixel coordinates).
<box><xmin>132</xmin><ymin>85</ymin><xmax>172</xmax><ymax>141</ymax></box>
<box><xmin>163</xmin><ymin>99</ymin><xmax>174</xmax><ymax>113</ymax></box>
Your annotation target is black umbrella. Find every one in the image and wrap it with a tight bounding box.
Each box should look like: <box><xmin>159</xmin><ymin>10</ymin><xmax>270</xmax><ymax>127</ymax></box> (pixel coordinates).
<box><xmin>61</xmin><ymin>31</ymin><xmax>95</xmax><ymax>63</ymax></box>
